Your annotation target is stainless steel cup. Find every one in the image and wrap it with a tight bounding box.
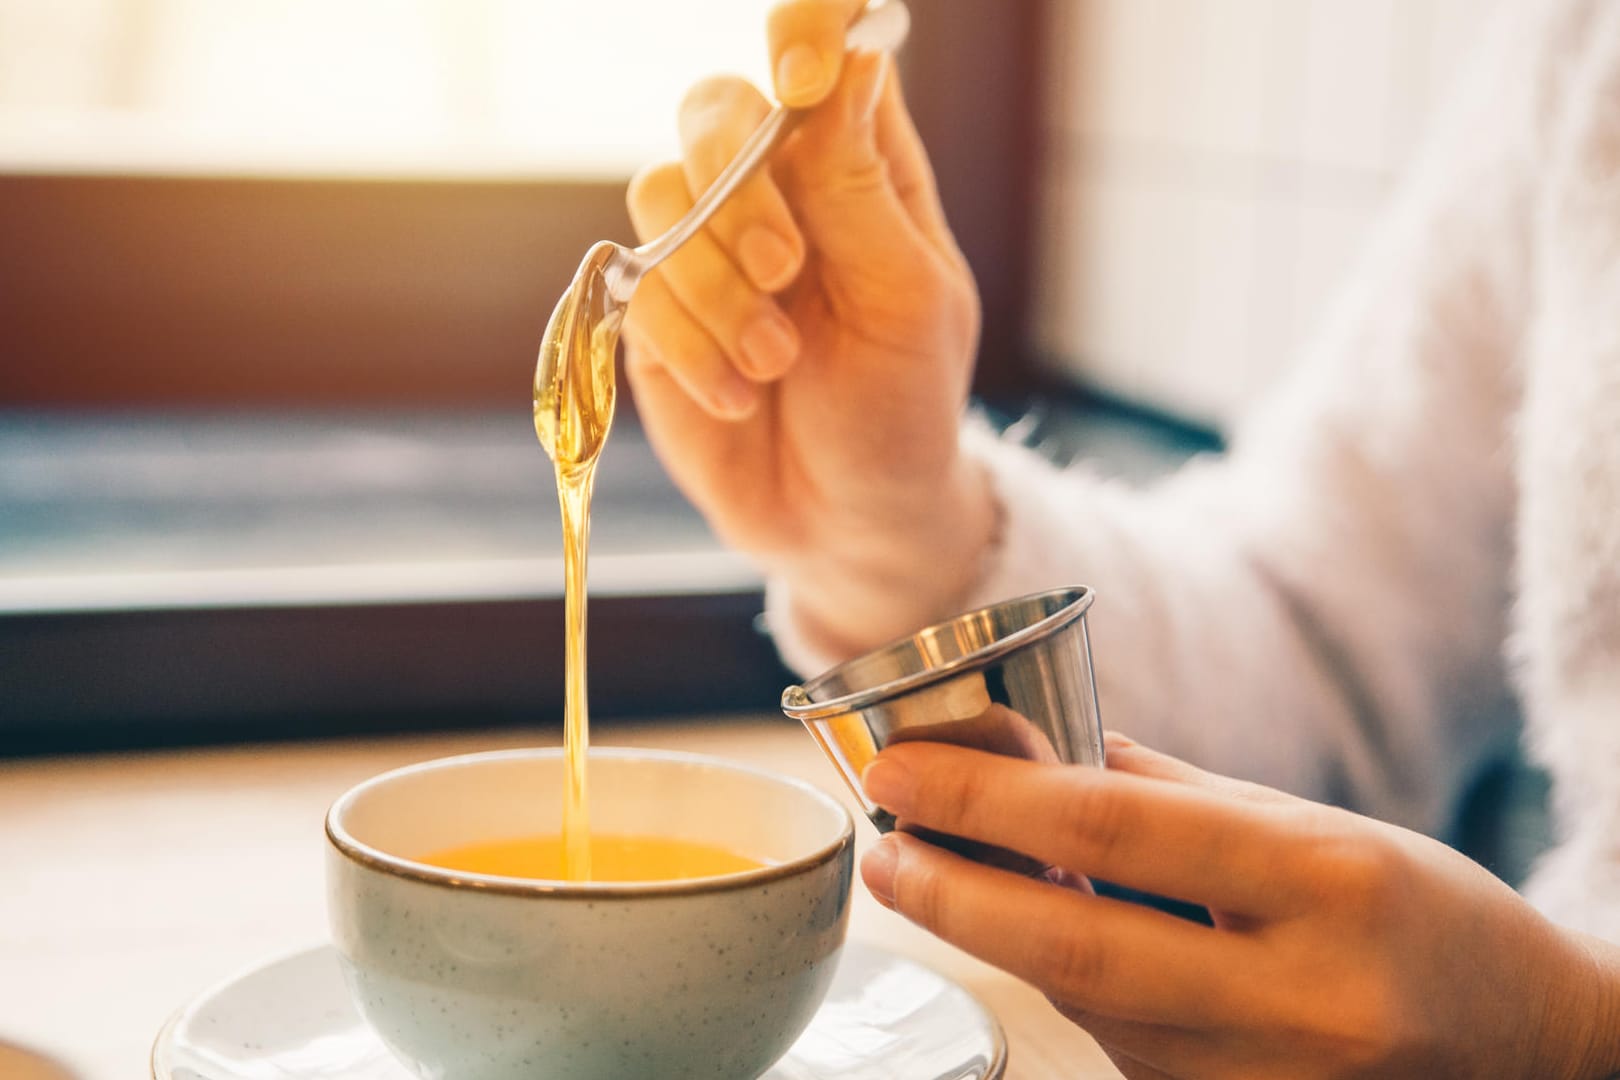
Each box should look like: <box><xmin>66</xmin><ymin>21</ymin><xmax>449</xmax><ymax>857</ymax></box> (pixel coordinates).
<box><xmin>782</xmin><ymin>586</ymin><xmax>1103</xmax><ymax>833</ymax></box>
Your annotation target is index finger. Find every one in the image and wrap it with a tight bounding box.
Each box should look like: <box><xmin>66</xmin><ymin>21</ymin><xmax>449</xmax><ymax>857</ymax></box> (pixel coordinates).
<box><xmin>868</xmin><ymin>832</ymin><xmax>1254</xmax><ymax>1028</ymax></box>
<box><xmin>863</xmin><ymin>742</ymin><xmax>1309</xmax><ymax>916</ymax></box>
<box><xmin>678</xmin><ymin>76</ymin><xmax>806</xmax><ymax>294</ymax></box>
<box><xmin>767</xmin><ymin>0</ymin><xmax>870</xmax><ymax>106</ymax></box>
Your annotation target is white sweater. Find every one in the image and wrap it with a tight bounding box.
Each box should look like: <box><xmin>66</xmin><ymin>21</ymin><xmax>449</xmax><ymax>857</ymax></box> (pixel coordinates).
<box><xmin>768</xmin><ymin>0</ymin><xmax>1620</xmax><ymax>942</ymax></box>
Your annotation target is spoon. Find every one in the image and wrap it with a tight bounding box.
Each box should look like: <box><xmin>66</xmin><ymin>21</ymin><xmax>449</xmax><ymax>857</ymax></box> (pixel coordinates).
<box><xmin>533</xmin><ymin>0</ymin><xmax>912</xmax><ymax>467</ymax></box>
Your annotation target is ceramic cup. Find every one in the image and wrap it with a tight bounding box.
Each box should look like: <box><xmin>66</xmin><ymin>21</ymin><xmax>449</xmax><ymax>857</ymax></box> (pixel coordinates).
<box><xmin>325</xmin><ymin>748</ymin><xmax>854</xmax><ymax>1080</ymax></box>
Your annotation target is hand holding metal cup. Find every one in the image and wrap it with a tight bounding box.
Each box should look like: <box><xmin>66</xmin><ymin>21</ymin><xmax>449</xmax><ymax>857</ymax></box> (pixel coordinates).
<box><xmin>782</xmin><ymin>586</ymin><xmax>1104</xmax><ymax>868</ymax></box>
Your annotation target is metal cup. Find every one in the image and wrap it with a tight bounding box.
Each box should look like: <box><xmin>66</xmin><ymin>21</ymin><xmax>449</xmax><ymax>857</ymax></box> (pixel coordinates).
<box><xmin>781</xmin><ymin>586</ymin><xmax>1103</xmax><ymax>835</ymax></box>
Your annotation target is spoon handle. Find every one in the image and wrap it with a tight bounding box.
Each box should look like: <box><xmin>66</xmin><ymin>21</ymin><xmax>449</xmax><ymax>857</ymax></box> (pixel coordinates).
<box><xmin>631</xmin><ymin>104</ymin><xmax>798</xmax><ymax>273</ymax></box>
<box><xmin>622</xmin><ymin>0</ymin><xmax>911</xmax><ymax>284</ymax></box>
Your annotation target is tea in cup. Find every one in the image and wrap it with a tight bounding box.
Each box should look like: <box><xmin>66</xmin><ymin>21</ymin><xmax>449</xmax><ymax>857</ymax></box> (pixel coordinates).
<box><xmin>325</xmin><ymin>748</ymin><xmax>854</xmax><ymax>1080</ymax></box>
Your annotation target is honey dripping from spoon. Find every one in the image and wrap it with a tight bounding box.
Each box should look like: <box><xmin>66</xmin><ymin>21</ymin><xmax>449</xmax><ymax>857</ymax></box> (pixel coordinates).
<box><xmin>534</xmin><ymin>242</ymin><xmax>622</xmax><ymax>882</ymax></box>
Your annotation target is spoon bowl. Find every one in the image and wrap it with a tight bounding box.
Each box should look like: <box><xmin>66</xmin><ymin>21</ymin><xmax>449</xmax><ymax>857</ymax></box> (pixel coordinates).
<box><xmin>533</xmin><ymin>241</ymin><xmax>623</xmax><ymax>471</ymax></box>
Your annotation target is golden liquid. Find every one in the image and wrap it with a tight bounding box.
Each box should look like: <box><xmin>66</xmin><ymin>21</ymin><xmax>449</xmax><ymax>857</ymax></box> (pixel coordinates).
<box><xmin>807</xmin><ymin>712</ymin><xmax>880</xmax><ymax>789</ymax></box>
<box><xmin>534</xmin><ymin>244</ymin><xmax>622</xmax><ymax>882</ymax></box>
<box><xmin>422</xmin><ymin>833</ymin><xmax>765</xmax><ymax>883</ymax></box>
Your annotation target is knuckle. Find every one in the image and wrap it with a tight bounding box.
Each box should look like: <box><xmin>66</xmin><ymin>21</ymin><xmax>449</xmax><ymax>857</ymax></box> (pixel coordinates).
<box><xmin>747</xmin><ymin>293</ymin><xmax>791</xmax><ymax>332</ymax></box>
<box><xmin>625</xmin><ymin>162</ymin><xmax>687</xmax><ymax>229</ymax></box>
<box><xmin>668</xmin><ymin>336</ymin><xmax>726</xmax><ymax>379</ymax></box>
<box><xmin>1310</xmin><ymin>826</ymin><xmax>1411</xmax><ymax>911</ymax></box>
<box><xmin>941</xmin><ymin>281</ymin><xmax>981</xmax><ymax>347</ymax></box>
<box><xmin>1042</xmin><ymin>930</ymin><xmax>1109</xmax><ymax>1003</ymax></box>
<box><xmin>1058</xmin><ymin>781</ymin><xmax>1132</xmax><ymax>869</ymax></box>
<box><xmin>800</xmin><ymin>154</ymin><xmax>891</xmax><ymax>202</ymax></box>
<box><xmin>631</xmin><ymin>308</ymin><xmax>717</xmax><ymax>380</ymax></box>
<box><xmin>620</xmin><ymin>304</ymin><xmax>664</xmax><ymax>357</ymax></box>
<box><xmin>1313</xmin><ymin>970</ymin><xmax>1412</xmax><ymax>1072</ymax></box>
<box><xmin>1252</xmin><ymin>938</ymin><xmax>1413</xmax><ymax>1074</ymax></box>
<box><xmin>896</xmin><ymin>851</ymin><xmax>949</xmax><ymax>933</ymax></box>
<box><xmin>678</xmin><ymin>76</ymin><xmax>759</xmax><ymax>143</ymax></box>
<box><xmin>621</xmin><ymin>333</ymin><xmax>661</xmax><ymax>377</ymax></box>
<box><xmin>669</xmin><ymin>247</ymin><xmax>735</xmax><ymax>304</ymax></box>
<box><xmin>767</xmin><ymin>0</ymin><xmax>848</xmax><ymax>43</ymax></box>
<box><xmin>678</xmin><ymin>75</ymin><xmax>731</xmax><ymax>116</ymax></box>
<box><xmin>620</xmin><ymin>303</ymin><xmax>650</xmax><ymax>344</ymax></box>
<box><xmin>719</xmin><ymin>173</ymin><xmax>785</xmax><ymax>231</ymax></box>
<box><xmin>923</xmin><ymin>755</ymin><xmax>984</xmax><ymax>833</ymax></box>
<box><xmin>764</xmin><ymin>1</ymin><xmax>812</xmax><ymax>41</ymax></box>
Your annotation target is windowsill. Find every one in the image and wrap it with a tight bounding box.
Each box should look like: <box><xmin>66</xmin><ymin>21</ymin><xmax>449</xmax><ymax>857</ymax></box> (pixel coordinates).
<box><xmin>0</xmin><ymin>401</ymin><xmax>1211</xmax><ymax>755</ymax></box>
<box><xmin>0</xmin><ymin>409</ymin><xmax>755</xmax><ymax>615</ymax></box>
<box><xmin>0</xmin><ymin>409</ymin><xmax>788</xmax><ymax>754</ymax></box>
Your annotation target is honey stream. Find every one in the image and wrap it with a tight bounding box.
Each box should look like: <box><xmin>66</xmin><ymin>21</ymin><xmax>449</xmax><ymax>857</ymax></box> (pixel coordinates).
<box><xmin>533</xmin><ymin>243</ymin><xmax>622</xmax><ymax>882</ymax></box>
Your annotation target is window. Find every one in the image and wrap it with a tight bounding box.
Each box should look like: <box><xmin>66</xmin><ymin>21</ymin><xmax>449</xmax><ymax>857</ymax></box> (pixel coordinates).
<box><xmin>0</xmin><ymin>0</ymin><xmax>1041</xmax><ymax>407</ymax></box>
<box><xmin>0</xmin><ymin>0</ymin><xmax>778</xmax><ymax>177</ymax></box>
<box><xmin>0</xmin><ymin>1</ymin><xmax>1059</xmax><ymax>753</ymax></box>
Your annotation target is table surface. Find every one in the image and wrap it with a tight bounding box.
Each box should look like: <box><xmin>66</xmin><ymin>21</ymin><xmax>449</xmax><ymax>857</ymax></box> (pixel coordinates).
<box><xmin>0</xmin><ymin>716</ymin><xmax>1122</xmax><ymax>1079</ymax></box>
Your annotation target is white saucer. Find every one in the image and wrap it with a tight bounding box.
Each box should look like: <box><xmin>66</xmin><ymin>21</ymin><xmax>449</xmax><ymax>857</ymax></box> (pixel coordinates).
<box><xmin>151</xmin><ymin>940</ymin><xmax>1007</xmax><ymax>1080</ymax></box>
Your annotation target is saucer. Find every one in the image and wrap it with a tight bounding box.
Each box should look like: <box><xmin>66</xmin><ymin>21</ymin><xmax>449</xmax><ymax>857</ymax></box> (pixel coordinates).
<box><xmin>151</xmin><ymin>940</ymin><xmax>1007</xmax><ymax>1080</ymax></box>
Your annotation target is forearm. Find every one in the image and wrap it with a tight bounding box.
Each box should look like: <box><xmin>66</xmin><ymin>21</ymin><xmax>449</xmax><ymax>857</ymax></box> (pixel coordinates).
<box><xmin>954</xmin><ymin>429</ymin><xmax>1385</xmax><ymax>808</ymax></box>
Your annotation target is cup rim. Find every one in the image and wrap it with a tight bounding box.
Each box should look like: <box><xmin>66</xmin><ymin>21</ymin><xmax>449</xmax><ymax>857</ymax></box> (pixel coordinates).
<box><xmin>325</xmin><ymin>747</ymin><xmax>854</xmax><ymax>899</ymax></box>
<box><xmin>780</xmin><ymin>585</ymin><xmax>1095</xmax><ymax>721</ymax></box>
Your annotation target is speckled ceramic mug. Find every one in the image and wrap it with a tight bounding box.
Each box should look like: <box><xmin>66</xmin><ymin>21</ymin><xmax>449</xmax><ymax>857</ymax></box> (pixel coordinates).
<box><xmin>325</xmin><ymin>748</ymin><xmax>854</xmax><ymax>1080</ymax></box>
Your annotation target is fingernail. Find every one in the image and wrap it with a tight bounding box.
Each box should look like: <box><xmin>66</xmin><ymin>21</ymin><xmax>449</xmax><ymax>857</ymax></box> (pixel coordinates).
<box><xmin>861</xmin><ymin>755</ymin><xmax>911</xmax><ymax>815</ymax></box>
<box><xmin>711</xmin><ymin>373</ymin><xmax>758</xmax><ymax>419</ymax></box>
<box><xmin>738</xmin><ymin>227</ymin><xmax>800</xmax><ymax>291</ymax></box>
<box><xmin>1103</xmin><ymin>730</ymin><xmax>1136</xmax><ymax>751</ymax></box>
<box><xmin>739</xmin><ymin>311</ymin><xmax>799</xmax><ymax>378</ymax></box>
<box><xmin>776</xmin><ymin>43</ymin><xmax>828</xmax><ymax>104</ymax></box>
<box><xmin>861</xmin><ymin>836</ymin><xmax>899</xmax><ymax>907</ymax></box>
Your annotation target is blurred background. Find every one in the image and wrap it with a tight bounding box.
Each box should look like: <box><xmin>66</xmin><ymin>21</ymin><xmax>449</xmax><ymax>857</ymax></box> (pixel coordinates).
<box><xmin>0</xmin><ymin>1</ymin><xmax>1500</xmax><ymax>763</ymax></box>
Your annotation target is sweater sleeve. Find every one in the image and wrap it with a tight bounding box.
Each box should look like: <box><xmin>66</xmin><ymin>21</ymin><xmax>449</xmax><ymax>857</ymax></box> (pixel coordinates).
<box><xmin>768</xmin><ymin>0</ymin><xmax>1592</xmax><ymax>834</ymax></box>
<box><xmin>1514</xmin><ymin>3</ymin><xmax>1620</xmax><ymax>942</ymax></box>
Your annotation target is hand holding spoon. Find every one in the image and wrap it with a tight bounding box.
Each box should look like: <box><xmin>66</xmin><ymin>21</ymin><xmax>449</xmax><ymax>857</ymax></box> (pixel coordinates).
<box><xmin>531</xmin><ymin>0</ymin><xmax>913</xmax><ymax>468</ymax></box>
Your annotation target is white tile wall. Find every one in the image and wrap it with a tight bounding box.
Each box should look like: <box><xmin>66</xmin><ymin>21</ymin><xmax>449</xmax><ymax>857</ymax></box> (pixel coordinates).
<box><xmin>1031</xmin><ymin>0</ymin><xmax>1494</xmax><ymax>428</ymax></box>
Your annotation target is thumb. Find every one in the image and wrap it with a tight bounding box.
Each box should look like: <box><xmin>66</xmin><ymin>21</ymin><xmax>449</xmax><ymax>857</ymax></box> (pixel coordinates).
<box><xmin>768</xmin><ymin>0</ymin><xmax>870</xmax><ymax>107</ymax></box>
<box><xmin>779</xmin><ymin>52</ymin><xmax>937</xmax><ymax>278</ymax></box>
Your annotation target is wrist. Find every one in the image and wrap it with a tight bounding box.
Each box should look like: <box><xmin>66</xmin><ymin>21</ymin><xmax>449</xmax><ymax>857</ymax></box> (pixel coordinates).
<box><xmin>1540</xmin><ymin>928</ymin><xmax>1620</xmax><ymax>1080</ymax></box>
<box><xmin>1575</xmin><ymin>931</ymin><xmax>1620</xmax><ymax>1079</ymax></box>
<box><xmin>780</xmin><ymin>452</ymin><xmax>1001</xmax><ymax>659</ymax></box>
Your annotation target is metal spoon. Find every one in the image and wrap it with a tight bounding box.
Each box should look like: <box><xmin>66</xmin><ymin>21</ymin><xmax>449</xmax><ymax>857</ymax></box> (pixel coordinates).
<box><xmin>533</xmin><ymin>0</ymin><xmax>912</xmax><ymax>467</ymax></box>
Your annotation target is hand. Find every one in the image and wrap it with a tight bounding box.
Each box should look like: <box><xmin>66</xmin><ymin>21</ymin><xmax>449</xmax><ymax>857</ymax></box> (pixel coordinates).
<box><xmin>858</xmin><ymin>732</ymin><xmax>1620</xmax><ymax>1079</ymax></box>
<box><xmin>622</xmin><ymin>0</ymin><xmax>995</xmax><ymax>656</ymax></box>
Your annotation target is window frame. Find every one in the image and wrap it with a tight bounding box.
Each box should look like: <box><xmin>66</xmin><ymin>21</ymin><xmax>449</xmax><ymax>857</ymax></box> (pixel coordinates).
<box><xmin>0</xmin><ymin>1</ymin><xmax>1047</xmax><ymax>407</ymax></box>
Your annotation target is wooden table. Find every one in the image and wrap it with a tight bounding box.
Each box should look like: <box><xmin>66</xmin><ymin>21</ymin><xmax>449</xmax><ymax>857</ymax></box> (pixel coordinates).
<box><xmin>0</xmin><ymin>717</ymin><xmax>1121</xmax><ymax>1079</ymax></box>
